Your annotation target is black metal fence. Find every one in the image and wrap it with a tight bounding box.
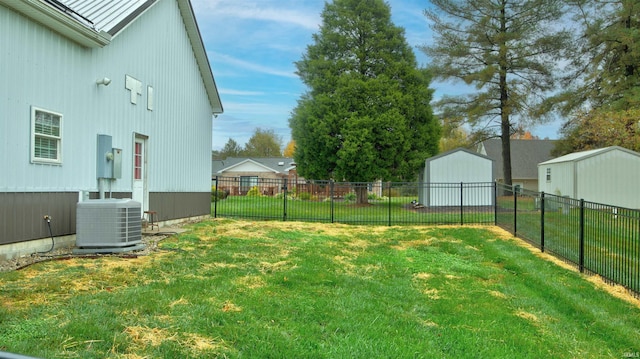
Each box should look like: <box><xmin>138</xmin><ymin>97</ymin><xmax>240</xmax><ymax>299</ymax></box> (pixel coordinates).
<box><xmin>212</xmin><ymin>177</ymin><xmax>496</xmax><ymax>226</ymax></box>
<box><xmin>496</xmin><ymin>183</ymin><xmax>640</xmax><ymax>297</ymax></box>
<box><xmin>212</xmin><ymin>176</ymin><xmax>640</xmax><ymax>297</ymax></box>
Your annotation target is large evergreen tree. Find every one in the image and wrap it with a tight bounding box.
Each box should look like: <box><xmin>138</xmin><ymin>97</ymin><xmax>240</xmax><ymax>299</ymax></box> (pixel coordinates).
<box><xmin>289</xmin><ymin>0</ymin><xmax>440</xmax><ymax>203</ymax></box>
<box><xmin>550</xmin><ymin>0</ymin><xmax>640</xmax><ymax>154</ymax></box>
<box><xmin>557</xmin><ymin>0</ymin><xmax>640</xmax><ymax>113</ymax></box>
<box><xmin>423</xmin><ymin>0</ymin><xmax>568</xmax><ymax>186</ymax></box>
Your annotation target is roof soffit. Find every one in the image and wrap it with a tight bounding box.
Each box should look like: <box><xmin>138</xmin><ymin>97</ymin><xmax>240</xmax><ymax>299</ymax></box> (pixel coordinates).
<box><xmin>2</xmin><ymin>0</ymin><xmax>111</xmax><ymax>47</ymax></box>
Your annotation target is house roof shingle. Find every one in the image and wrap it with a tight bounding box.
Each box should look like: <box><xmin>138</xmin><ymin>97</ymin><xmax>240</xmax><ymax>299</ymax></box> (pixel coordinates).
<box><xmin>479</xmin><ymin>139</ymin><xmax>557</xmax><ymax>180</ymax></box>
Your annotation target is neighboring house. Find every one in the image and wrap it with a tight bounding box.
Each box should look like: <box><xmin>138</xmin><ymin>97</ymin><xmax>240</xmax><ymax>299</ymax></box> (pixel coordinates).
<box><xmin>1</xmin><ymin>0</ymin><xmax>223</xmax><ymax>258</ymax></box>
<box><xmin>477</xmin><ymin>139</ymin><xmax>557</xmax><ymax>192</ymax></box>
<box><xmin>538</xmin><ymin>146</ymin><xmax>640</xmax><ymax>209</ymax></box>
<box><xmin>212</xmin><ymin>158</ymin><xmax>297</xmax><ymax>195</ymax></box>
<box><xmin>418</xmin><ymin>148</ymin><xmax>494</xmax><ymax>206</ymax></box>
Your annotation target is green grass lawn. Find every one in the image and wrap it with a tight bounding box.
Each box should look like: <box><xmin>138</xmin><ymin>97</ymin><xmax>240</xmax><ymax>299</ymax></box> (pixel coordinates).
<box><xmin>1</xmin><ymin>219</ymin><xmax>639</xmax><ymax>358</ymax></box>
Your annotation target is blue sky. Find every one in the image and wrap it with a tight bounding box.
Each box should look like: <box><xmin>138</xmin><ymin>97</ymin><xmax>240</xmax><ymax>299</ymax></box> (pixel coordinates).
<box><xmin>191</xmin><ymin>0</ymin><xmax>561</xmax><ymax>152</ymax></box>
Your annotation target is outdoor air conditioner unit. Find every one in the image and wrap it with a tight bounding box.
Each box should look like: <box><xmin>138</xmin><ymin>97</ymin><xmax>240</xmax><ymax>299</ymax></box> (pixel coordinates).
<box><xmin>75</xmin><ymin>199</ymin><xmax>143</xmax><ymax>253</ymax></box>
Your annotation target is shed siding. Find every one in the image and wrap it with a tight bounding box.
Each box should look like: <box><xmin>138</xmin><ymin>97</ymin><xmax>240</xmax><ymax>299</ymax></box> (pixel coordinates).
<box><xmin>421</xmin><ymin>150</ymin><xmax>493</xmax><ymax>206</ymax></box>
<box><xmin>0</xmin><ymin>0</ymin><xmax>212</xmax><ymax>194</ymax></box>
<box><xmin>576</xmin><ymin>150</ymin><xmax>640</xmax><ymax>208</ymax></box>
<box><xmin>539</xmin><ymin>148</ymin><xmax>640</xmax><ymax>209</ymax></box>
<box><xmin>429</xmin><ymin>151</ymin><xmax>492</xmax><ymax>183</ymax></box>
<box><xmin>538</xmin><ymin>162</ymin><xmax>575</xmax><ymax>197</ymax></box>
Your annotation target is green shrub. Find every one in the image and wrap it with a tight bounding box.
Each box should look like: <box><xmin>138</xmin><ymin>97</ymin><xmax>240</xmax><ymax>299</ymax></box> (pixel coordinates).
<box><xmin>344</xmin><ymin>192</ymin><xmax>356</xmax><ymax>202</ymax></box>
<box><xmin>298</xmin><ymin>192</ymin><xmax>312</xmax><ymax>201</ymax></box>
<box><xmin>211</xmin><ymin>187</ymin><xmax>228</xmax><ymax>202</ymax></box>
<box><xmin>246</xmin><ymin>186</ymin><xmax>261</xmax><ymax>197</ymax></box>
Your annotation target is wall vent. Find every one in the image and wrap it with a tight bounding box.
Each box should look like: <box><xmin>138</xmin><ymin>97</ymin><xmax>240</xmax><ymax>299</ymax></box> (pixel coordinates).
<box><xmin>76</xmin><ymin>199</ymin><xmax>142</xmax><ymax>252</ymax></box>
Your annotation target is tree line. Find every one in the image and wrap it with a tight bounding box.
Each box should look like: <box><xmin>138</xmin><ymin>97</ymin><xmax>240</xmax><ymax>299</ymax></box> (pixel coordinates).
<box><xmin>213</xmin><ymin>128</ymin><xmax>295</xmax><ymax>160</ymax></box>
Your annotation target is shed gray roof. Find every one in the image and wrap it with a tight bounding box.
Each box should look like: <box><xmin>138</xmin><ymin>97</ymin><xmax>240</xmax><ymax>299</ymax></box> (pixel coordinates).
<box><xmin>426</xmin><ymin>147</ymin><xmax>493</xmax><ymax>163</ymax></box>
<box><xmin>539</xmin><ymin>146</ymin><xmax>640</xmax><ymax>165</ymax></box>
<box><xmin>479</xmin><ymin>139</ymin><xmax>557</xmax><ymax>180</ymax></box>
<box><xmin>212</xmin><ymin>157</ymin><xmax>296</xmax><ymax>176</ymax></box>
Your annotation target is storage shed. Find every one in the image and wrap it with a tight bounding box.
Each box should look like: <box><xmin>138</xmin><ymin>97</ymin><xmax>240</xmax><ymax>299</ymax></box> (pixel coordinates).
<box><xmin>418</xmin><ymin>148</ymin><xmax>494</xmax><ymax>207</ymax></box>
<box><xmin>538</xmin><ymin>146</ymin><xmax>640</xmax><ymax>209</ymax></box>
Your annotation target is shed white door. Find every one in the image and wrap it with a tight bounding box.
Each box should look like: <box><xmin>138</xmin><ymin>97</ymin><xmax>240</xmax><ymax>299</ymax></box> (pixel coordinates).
<box><xmin>132</xmin><ymin>136</ymin><xmax>148</xmax><ymax>216</ymax></box>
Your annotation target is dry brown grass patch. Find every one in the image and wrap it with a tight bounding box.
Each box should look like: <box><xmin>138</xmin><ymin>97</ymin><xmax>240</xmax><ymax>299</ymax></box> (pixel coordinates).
<box><xmin>515</xmin><ymin>310</ymin><xmax>540</xmax><ymax>323</ymax></box>
<box><xmin>488</xmin><ymin>290</ymin><xmax>508</xmax><ymax>299</ymax></box>
<box><xmin>124</xmin><ymin>326</ymin><xmax>174</xmax><ymax>347</ymax></box>
<box><xmin>413</xmin><ymin>272</ymin><xmax>433</xmax><ymax>280</ymax></box>
<box><xmin>221</xmin><ymin>300</ymin><xmax>242</xmax><ymax>312</ymax></box>
<box><xmin>258</xmin><ymin>260</ymin><xmax>293</xmax><ymax>274</ymax></box>
<box><xmin>234</xmin><ymin>275</ymin><xmax>266</xmax><ymax>289</ymax></box>
<box><xmin>423</xmin><ymin>288</ymin><xmax>441</xmax><ymax>299</ymax></box>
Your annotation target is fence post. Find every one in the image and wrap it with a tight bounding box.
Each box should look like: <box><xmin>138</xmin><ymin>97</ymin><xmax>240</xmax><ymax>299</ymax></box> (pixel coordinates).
<box><xmin>213</xmin><ymin>176</ymin><xmax>218</xmax><ymax>218</ymax></box>
<box><xmin>540</xmin><ymin>192</ymin><xmax>545</xmax><ymax>253</ymax></box>
<box><xmin>283</xmin><ymin>178</ymin><xmax>288</xmax><ymax>222</ymax></box>
<box><xmin>330</xmin><ymin>180</ymin><xmax>335</xmax><ymax>223</ymax></box>
<box><xmin>494</xmin><ymin>182</ymin><xmax>497</xmax><ymax>226</ymax></box>
<box><xmin>579</xmin><ymin>198</ymin><xmax>585</xmax><ymax>273</ymax></box>
<box><xmin>460</xmin><ymin>182</ymin><xmax>464</xmax><ymax>225</ymax></box>
<box><xmin>513</xmin><ymin>186</ymin><xmax>517</xmax><ymax>236</ymax></box>
<box><xmin>388</xmin><ymin>182</ymin><xmax>392</xmax><ymax>227</ymax></box>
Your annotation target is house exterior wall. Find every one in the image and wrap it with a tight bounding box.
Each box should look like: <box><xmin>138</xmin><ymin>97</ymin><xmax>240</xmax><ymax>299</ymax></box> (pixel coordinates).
<box><xmin>420</xmin><ymin>150</ymin><xmax>494</xmax><ymax>206</ymax></box>
<box><xmin>0</xmin><ymin>1</ymin><xmax>214</xmax><ymax>247</ymax></box>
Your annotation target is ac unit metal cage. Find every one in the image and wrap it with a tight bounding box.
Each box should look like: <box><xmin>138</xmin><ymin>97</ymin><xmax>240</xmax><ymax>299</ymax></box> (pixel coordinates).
<box><xmin>76</xmin><ymin>199</ymin><xmax>142</xmax><ymax>249</ymax></box>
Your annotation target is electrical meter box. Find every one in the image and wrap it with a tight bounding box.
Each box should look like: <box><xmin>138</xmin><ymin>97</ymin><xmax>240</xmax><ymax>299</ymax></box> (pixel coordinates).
<box><xmin>97</xmin><ymin>134</ymin><xmax>113</xmax><ymax>179</ymax></box>
<box><xmin>97</xmin><ymin>135</ymin><xmax>122</xmax><ymax>179</ymax></box>
<box><xmin>112</xmin><ymin>148</ymin><xmax>122</xmax><ymax>179</ymax></box>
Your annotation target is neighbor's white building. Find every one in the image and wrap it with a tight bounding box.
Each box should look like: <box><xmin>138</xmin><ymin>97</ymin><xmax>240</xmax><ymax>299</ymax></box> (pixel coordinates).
<box><xmin>418</xmin><ymin>148</ymin><xmax>494</xmax><ymax>206</ymax></box>
<box><xmin>0</xmin><ymin>0</ymin><xmax>223</xmax><ymax>257</ymax></box>
<box><xmin>538</xmin><ymin>146</ymin><xmax>640</xmax><ymax>209</ymax></box>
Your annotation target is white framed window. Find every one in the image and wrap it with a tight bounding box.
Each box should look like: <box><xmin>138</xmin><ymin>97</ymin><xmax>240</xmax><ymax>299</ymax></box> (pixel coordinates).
<box><xmin>31</xmin><ymin>106</ymin><xmax>62</xmax><ymax>164</ymax></box>
<box><xmin>240</xmin><ymin>176</ymin><xmax>258</xmax><ymax>194</ymax></box>
<box><xmin>546</xmin><ymin>168</ymin><xmax>551</xmax><ymax>182</ymax></box>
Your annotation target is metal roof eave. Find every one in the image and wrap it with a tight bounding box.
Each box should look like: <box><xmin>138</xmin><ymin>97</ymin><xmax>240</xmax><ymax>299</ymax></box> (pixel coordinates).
<box><xmin>1</xmin><ymin>0</ymin><xmax>111</xmax><ymax>47</ymax></box>
<box><xmin>176</xmin><ymin>0</ymin><xmax>223</xmax><ymax>114</ymax></box>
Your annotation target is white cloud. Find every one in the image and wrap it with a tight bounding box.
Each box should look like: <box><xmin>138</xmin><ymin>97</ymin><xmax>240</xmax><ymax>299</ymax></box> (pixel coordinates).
<box><xmin>220</xmin><ymin>101</ymin><xmax>292</xmax><ymax>116</ymax></box>
<box><xmin>210</xmin><ymin>52</ymin><xmax>297</xmax><ymax>78</ymax></box>
<box><xmin>192</xmin><ymin>0</ymin><xmax>320</xmax><ymax>30</ymax></box>
<box><xmin>219</xmin><ymin>89</ymin><xmax>265</xmax><ymax>96</ymax></box>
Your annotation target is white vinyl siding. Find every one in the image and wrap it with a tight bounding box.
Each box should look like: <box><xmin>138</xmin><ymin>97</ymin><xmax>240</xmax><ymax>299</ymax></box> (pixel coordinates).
<box><xmin>1</xmin><ymin>0</ymin><xmax>213</xmax><ymax>192</ymax></box>
<box><xmin>31</xmin><ymin>107</ymin><xmax>62</xmax><ymax>164</ymax></box>
<box><xmin>538</xmin><ymin>147</ymin><xmax>640</xmax><ymax>208</ymax></box>
<box><xmin>420</xmin><ymin>149</ymin><xmax>494</xmax><ymax>206</ymax></box>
